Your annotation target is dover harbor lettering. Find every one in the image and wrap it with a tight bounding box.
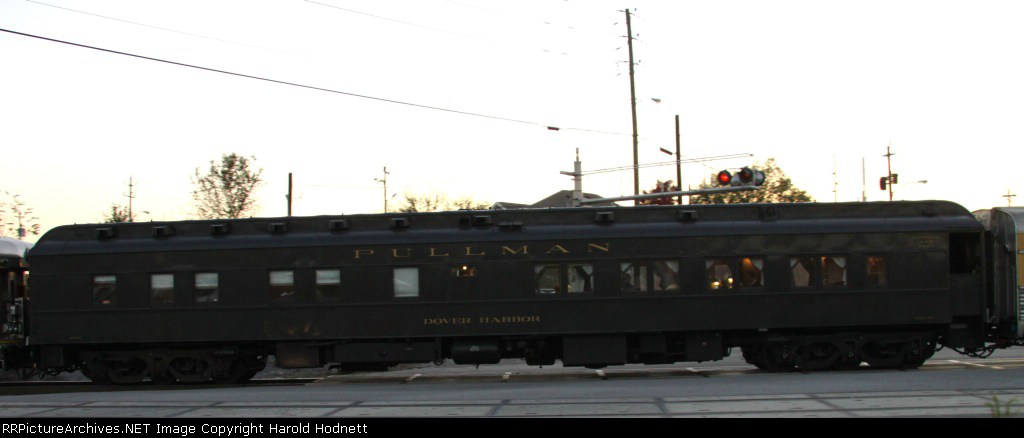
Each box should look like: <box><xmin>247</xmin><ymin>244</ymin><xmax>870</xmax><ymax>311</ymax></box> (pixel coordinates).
<box><xmin>424</xmin><ymin>316</ymin><xmax>541</xmax><ymax>325</ymax></box>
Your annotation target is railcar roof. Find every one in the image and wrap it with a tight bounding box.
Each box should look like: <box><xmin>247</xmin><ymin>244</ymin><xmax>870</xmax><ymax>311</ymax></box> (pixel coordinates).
<box><xmin>0</xmin><ymin>237</ymin><xmax>33</xmax><ymax>259</ymax></box>
<box><xmin>30</xmin><ymin>200</ymin><xmax>981</xmax><ymax>256</ymax></box>
<box><xmin>993</xmin><ymin>207</ymin><xmax>1024</xmax><ymax>233</ymax></box>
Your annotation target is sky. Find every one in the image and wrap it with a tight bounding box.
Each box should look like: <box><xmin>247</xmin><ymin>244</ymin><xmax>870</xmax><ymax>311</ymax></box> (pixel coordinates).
<box><xmin>1</xmin><ymin>0</ymin><xmax>1022</xmax><ymax>241</ymax></box>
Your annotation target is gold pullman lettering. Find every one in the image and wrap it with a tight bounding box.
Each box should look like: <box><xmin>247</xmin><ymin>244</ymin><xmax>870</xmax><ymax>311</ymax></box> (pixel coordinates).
<box><xmin>351</xmin><ymin>242</ymin><xmax>609</xmax><ymax>260</ymax></box>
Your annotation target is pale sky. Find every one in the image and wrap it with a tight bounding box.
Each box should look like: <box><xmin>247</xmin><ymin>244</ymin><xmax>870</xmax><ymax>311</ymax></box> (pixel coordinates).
<box><xmin>2</xmin><ymin>0</ymin><xmax>1022</xmax><ymax>241</ymax></box>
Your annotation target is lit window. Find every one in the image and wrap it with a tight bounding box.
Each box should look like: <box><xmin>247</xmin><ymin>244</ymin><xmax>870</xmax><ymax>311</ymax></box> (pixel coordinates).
<box><xmin>738</xmin><ymin>257</ymin><xmax>764</xmax><ymax>287</ymax></box>
<box><xmin>269</xmin><ymin>271</ymin><xmax>295</xmax><ymax>301</ymax></box>
<box><xmin>535</xmin><ymin>264</ymin><xmax>561</xmax><ymax>294</ymax></box>
<box><xmin>452</xmin><ymin>265</ymin><xmax>477</xmax><ymax>278</ymax></box>
<box><xmin>653</xmin><ymin>260</ymin><xmax>679</xmax><ymax>291</ymax></box>
<box><xmin>791</xmin><ymin>257</ymin><xmax>815</xmax><ymax>288</ymax></box>
<box><xmin>93</xmin><ymin>275</ymin><xmax>116</xmax><ymax>307</ymax></box>
<box><xmin>315</xmin><ymin>269</ymin><xmax>341</xmax><ymax>300</ymax></box>
<box><xmin>194</xmin><ymin>272</ymin><xmax>219</xmax><ymax>303</ymax></box>
<box><xmin>822</xmin><ymin>256</ymin><xmax>847</xmax><ymax>288</ymax></box>
<box><xmin>706</xmin><ymin>259</ymin><xmax>733</xmax><ymax>290</ymax></box>
<box><xmin>867</xmin><ymin>256</ymin><xmax>887</xmax><ymax>286</ymax></box>
<box><xmin>621</xmin><ymin>262</ymin><xmax>648</xmax><ymax>292</ymax></box>
<box><xmin>568</xmin><ymin>264</ymin><xmax>594</xmax><ymax>293</ymax></box>
<box><xmin>151</xmin><ymin>274</ymin><xmax>174</xmax><ymax>305</ymax></box>
<box><xmin>394</xmin><ymin>267</ymin><xmax>419</xmax><ymax>298</ymax></box>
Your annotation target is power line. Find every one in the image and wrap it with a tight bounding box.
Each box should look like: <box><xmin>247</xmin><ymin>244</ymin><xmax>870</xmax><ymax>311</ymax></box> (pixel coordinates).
<box><xmin>24</xmin><ymin>0</ymin><xmax>288</xmax><ymax>54</ymax></box>
<box><xmin>583</xmin><ymin>153</ymin><xmax>753</xmax><ymax>176</ymax></box>
<box><xmin>0</xmin><ymin>27</ymin><xmax>627</xmax><ymax>136</ymax></box>
<box><xmin>304</xmin><ymin>0</ymin><xmax>480</xmax><ymax>40</ymax></box>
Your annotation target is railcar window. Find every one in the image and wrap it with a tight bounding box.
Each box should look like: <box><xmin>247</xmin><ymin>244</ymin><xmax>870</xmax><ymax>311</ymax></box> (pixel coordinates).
<box><xmin>653</xmin><ymin>261</ymin><xmax>679</xmax><ymax>291</ymax></box>
<box><xmin>867</xmin><ymin>256</ymin><xmax>887</xmax><ymax>286</ymax></box>
<box><xmin>822</xmin><ymin>256</ymin><xmax>847</xmax><ymax>288</ymax></box>
<box><xmin>194</xmin><ymin>272</ymin><xmax>219</xmax><ymax>303</ymax></box>
<box><xmin>535</xmin><ymin>264</ymin><xmax>562</xmax><ymax>294</ymax></box>
<box><xmin>92</xmin><ymin>275</ymin><xmax>116</xmax><ymax>307</ymax></box>
<box><xmin>568</xmin><ymin>264</ymin><xmax>594</xmax><ymax>293</ymax></box>
<box><xmin>394</xmin><ymin>267</ymin><xmax>419</xmax><ymax>298</ymax></box>
<box><xmin>269</xmin><ymin>271</ymin><xmax>295</xmax><ymax>302</ymax></box>
<box><xmin>315</xmin><ymin>269</ymin><xmax>341</xmax><ymax>300</ymax></box>
<box><xmin>791</xmin><ymin>257</ymin><xmax>815</xmax><ymax>288</ymax></box>
<box><xmin>706</xmin><ymin>259</ymin><xmax>733</xmax><ymax>290</ymax></box>
<box><xmin>452</xmin><ymin>265</ymin><xmax>477</xmax><ymax>278</ymax></box>
<box><xmin>150</xmin><ymin>274</ymin><xmax>174</xmax><ymax>305</ymax></box>
<box><xmin>621</xmin><ymin>263</ymin><xmax>648</xmax><ymax>292</ymax></box>
<box><xmin>738</xmin><ymin>257</ymin><xmax>764</xmax><ymax>287</ymax></box>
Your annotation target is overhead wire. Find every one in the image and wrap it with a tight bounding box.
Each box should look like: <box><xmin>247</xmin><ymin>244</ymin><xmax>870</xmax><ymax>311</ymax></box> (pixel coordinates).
<box><xmin>0</xmin><ymin>27</ymin><xmax>629</xmax><ymax>136</ymax></box>
<box><xmin>23</xmin><ymin>0</ymin><xmax>291</xmax><ymax>54</ymax></box>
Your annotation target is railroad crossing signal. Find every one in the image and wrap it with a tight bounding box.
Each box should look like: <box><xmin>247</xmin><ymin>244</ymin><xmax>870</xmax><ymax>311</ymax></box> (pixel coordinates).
<box><xmin>716</xmin><ymin>167</ymin><xmax>766</xmax><ymax>187</ymax></box>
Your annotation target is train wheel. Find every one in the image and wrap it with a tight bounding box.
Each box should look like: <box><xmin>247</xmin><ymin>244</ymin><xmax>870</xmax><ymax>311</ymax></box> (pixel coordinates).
<box><xmin>212</xmin><ymin>360</ymin><xmax>246</xmax><ymax>385</ymax></box>
<box><xmin>795</xmin><ymin>342</ymin><xmax>839</xmax><ymax>371</ymax></box>
<box><xmin>862</xmin><ymin>340</ymin><xmax>906</xmax><ymax>369</ymax></box>
<box><xmin>741</xmin><ymin>346</ymin><xmax>769</xmax><ymax>370</ymax></box>
<box><xmin>168</xmin><ymin>357</ymin><xmax>212</xmax><ymax>383</ymax></box>
<box><xmin>105</xmin><ymin>358</ymin><xmax>148</xmax><ymax>385</ymax></box>
<box><xmin>761</xmin><ymin>344</ymin><xmax>796</xmax><ymax>372</ymax></box>
<box><xmin>831</xmin><ymin>345</ymin><xmax>862</xmax><ymax>370</ymax></box>
<box><xmin>898</xmin><ymin>339</ymin><xmax>930</xmax><ymax>369</ymax></box>
<box><xmin>150</xmin><ymin>371</ymin><xmax>176</xmax><ymax>385</ymax></box>
<box><xmin>82</xmin><ymin>360</ymin><xmax>111</xmax><ymax>385</ymax></box>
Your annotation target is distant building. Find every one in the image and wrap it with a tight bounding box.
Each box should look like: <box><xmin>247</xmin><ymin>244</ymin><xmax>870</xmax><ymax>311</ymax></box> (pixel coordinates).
<box><xmin>492</xmin><ymin>190</ymin><xmax>617</xmax><ymax>210</ymax></box>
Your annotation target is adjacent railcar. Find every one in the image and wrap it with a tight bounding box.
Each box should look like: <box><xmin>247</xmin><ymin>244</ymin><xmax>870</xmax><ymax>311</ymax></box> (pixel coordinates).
<box><xmin>1</xmin><ymin>200</ymin><xmax>1017</xmax><ymax>384</ymax></box>
<box><xmin>0</xmin><ymin>237</ymin><xmax>32</xmax><ymax>347</ymax></box>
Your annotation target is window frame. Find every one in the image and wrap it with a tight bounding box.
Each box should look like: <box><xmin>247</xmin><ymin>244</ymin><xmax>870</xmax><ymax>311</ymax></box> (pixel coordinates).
<box><xmin>268</xmin><ymin>270</ymin><xmax>296</xmax><ymax>303</ymax></box>
<box><xmin>150</xmin><ymin>273</ymin><xmax>175</xmax><ymax>307</ymax></box>
<box><xmin>193</xmin><ymin>272</ymin><xmax>220</xmax><ymax>305</ymax></box>
<box><xmin>92</xmin><ymin>274</ymin><xmax>117</xmax><ymax>308</ymax></box>
<box><xmin>865</xmin><ymin>255</ymin><xmax>888</xmax><ymax>287</ymax></box>
<box><xmin>393</xmin><ymin>266</ymin><xmax>420</xmax><ymax>298</ymax></box>
<box><xmin>314</xmin><ymin>268</ymin><xmax>342</xmax><ymax>301</ymax></box>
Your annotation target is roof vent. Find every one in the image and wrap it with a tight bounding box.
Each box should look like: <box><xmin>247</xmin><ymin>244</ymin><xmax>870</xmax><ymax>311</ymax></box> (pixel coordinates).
<box><xmin>210</xmin><ymin>223</ymin><xmax>232</xmax><ymax>236</ymax></box>
<box><xmin>95</xmin><ymin>227</ymin><xmax>117</xmax><ymax>240</ymax></box>
<box><xmin>152</xmin><ymin>226</ymin><xmax>175</xmax><ymax>238</ymax></box>
<box><xmin>677</xmin><ymin>210</ymin><xmax>698</xmax><ymax>222</ymax></box>
<box><xmin>329</xmin><ymin>219</ymin><xmax>350</xmax><ymax>231</ymax></box>
<box><xmin>268</xmin><ymin>222</ymin><xmax>288</xmax><ymax>234</ymax></box>
<box><xmin>390</xmin><ymin>217</ymin><xmax>410</xmax><ymax>229</ymax></box>
<box><xmin>594</xmin><ymin>211</ymin><xmax>615</xmax><ymax>224</ymax></box>
<box><xmin>498</xmin><ymin>221</ymin><xmax>523</xmax><ymax>231</ymax></box>
<box><xmin>472</xmin><ymin>215</ymin><xmax>494</xmax><ymax>227</ymax></box>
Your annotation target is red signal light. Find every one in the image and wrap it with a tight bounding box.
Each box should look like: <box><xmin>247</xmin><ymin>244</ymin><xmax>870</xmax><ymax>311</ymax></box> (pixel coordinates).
<box><xmin>738</xmin><ymin>167</ymin><xmax>754</xmax><ymax>183</ymax></box>
<box><xmin>716</xmin><ymin>170</ymin><xmax>732</xmax><ymax>186</ymax></box>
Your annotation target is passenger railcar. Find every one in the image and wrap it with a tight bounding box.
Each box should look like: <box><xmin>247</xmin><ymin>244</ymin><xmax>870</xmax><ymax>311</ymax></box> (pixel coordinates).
<box><xmin>1</xmin><ymin>201</ymin><xmax>1020</xmax><ymax>384</ymax></box>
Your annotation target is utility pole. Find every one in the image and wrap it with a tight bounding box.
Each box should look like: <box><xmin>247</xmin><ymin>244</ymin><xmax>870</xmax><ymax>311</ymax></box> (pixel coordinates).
<box><xmin>832</xmin><ymin>155</ymin><xmax>838</xmax><ymax>203</ymax></box>
<box><xmin>884</xmin><ymin>144</ymin><xmax>895</xmax><ymax>202</ymax></box>
<box><xmin>625</xmin><ymin>9</ymin><xmax>640</xmax><ymax>205</ymax></box>
<box><xmin>675</xmin><ymin>115</ymin><xmax>682</xmax><ymax>205</ymax></box>
<box><xmin>286</xmin><ymin>172</ymin><xmax>293</xmax><ymax>217</ymax></box>
<box><xmin>125</xmin><ymin>176</ymin><xmax>136</xmax><ymax>222</ymax></box>
<box><xmin>1004</xmin><ymin>189</ymin><xmax>1017</xmax><ymax>207</ymax></box>
<box><xmin>861</xmin><ymin>157</ymin><xmax>866</xmax><ymax>202</ymax></box>
<box><xmin>375</xmin><ymin>166</ymin><xmax>390</xmax><ymax>213</ymax></box>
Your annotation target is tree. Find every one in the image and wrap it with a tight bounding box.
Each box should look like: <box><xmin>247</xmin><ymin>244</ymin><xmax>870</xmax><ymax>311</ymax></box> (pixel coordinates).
<box><xmin>398</xmin><ymin>193</ymin><xmax>490</xmax><ymax>212</ymax></box>
<box><xmin>689</xmin><ymin>158</ymin><xmax>813</xmax><ymax>204</ymax></box>
<box><xmin>637</xmin><ymin>180</ymin><xmax>681</xmax><ymax>205</ymax></box>
<box><xmin>102</xmin><ymin>204</ymin><xmax>135</xmax><ymax>223</ymax></box>
<box><xmin>191</xmin><ymin>153</ymin><xmax>264</xmax><ymax>219</ymax></box>
<box><xmin>0</xmin><ymin>192</ymin><xmax>41</xmax><ymax>239</ymax></box>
